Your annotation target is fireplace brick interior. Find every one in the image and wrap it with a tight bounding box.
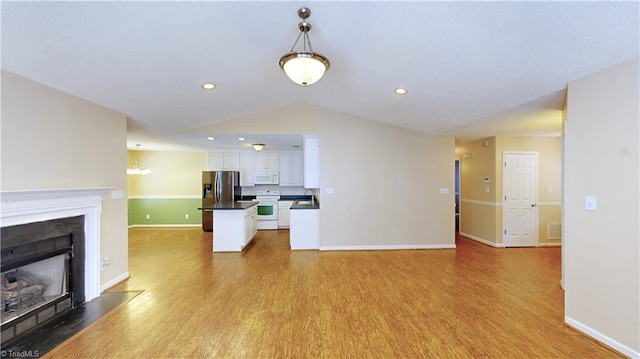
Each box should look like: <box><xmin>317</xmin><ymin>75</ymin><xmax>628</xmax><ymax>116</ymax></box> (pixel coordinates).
<box><xmin>1</xmin><ymin>216</ymin><xmax>85</xmax><ymax>348</ymax></box>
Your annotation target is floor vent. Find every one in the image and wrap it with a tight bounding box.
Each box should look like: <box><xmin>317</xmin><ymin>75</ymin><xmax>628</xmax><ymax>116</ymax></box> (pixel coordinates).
<box><xmin>547</xmin><ymin>222</ymin><xmax>562</xmax><ymax>240</ymax></box>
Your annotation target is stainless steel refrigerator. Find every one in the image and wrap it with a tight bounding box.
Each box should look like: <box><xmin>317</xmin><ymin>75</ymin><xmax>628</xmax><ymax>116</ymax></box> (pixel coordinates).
<box><xmin>202</xmin><ymin>171</ymin><xmax>242</xmax><ymax>232</ymax></box>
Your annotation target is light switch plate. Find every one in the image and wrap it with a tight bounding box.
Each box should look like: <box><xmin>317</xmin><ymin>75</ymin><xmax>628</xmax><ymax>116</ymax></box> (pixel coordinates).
<box><xmin>325</xmin><ymin>187</ymin><xmax>335</xmax><ymax>195</ymax></box>
<box><xmin>585</xmin><ymin>196</ymin><xmax>597</xmax><ymax>211</ymax></box>
<box><xmin>111</xmin><ymin>190</ymin><xmax>124</xmax><ymax>200</ymax></box>
<box><xmin>439</xmin><ymin>188</ymin><xmax>450</xmax><ymax>194</ymax></box>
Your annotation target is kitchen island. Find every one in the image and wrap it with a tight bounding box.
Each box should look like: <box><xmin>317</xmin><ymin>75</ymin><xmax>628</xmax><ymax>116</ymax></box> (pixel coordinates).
<box><xmin>199</xmin><ymin>201</ymin><xmax>258</xmax><ymax>252</ymax></box>
<box><xmin>290</xmin><ymin>198</ymin><xmax>320</xmax><ymax>250</ymax></box>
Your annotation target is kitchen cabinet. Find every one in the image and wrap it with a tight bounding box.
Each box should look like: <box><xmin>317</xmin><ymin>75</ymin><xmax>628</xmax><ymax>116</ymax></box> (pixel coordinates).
<box><xmin>239</xmin><ymin>152</ymin><xmax>255</xmax><ymax>186</ymax></box>
<box><xmin>303</xmin><ymin>136</ymin><xmax>320</xmax><ymax>188</ymax></box>
<box><xmin>254</xmin><ymin>152</ymin><xmax>279</xmax><ymax>171</ymax></box>
<box><xmin>208</xmin><ymin>151</ymin><xmax>240</xmax><ymax>170</ymax></box>
<box><xmin>278</xmin><ymin>152</ymin><xmax>303</xmax><ymax>186</ymax></box>
<box><xmin>278</xmin><ymin>200</ymin><xmax>294</xmax><ymax>228</ymax></box>
<box><xmin>290</xmin><ymin>207</ymin><xmax>319</xmax><ymax>250</ymax></box>
<box><xmin>213</xmin><ymin>205</ymin><xmax>257</xmax><ymax>252</ymax></box>
<box><xmin>244</xmin><ymin>205</ymin><xmax>258</xmax><ymax>245</ymax></box>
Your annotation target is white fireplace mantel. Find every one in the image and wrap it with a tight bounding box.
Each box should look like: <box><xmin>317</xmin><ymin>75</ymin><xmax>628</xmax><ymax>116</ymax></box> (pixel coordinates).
<box><xmin>1</xmin><ymin>187</ymin><xmax>113</xmax><ymax>302</ymax></box>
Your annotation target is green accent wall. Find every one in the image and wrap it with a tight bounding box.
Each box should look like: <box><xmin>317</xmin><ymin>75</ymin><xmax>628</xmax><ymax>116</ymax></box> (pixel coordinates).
<box><xmin>128</xmin><ymin>198</ymin><xmax>202</xmax><ymax>226</ymax></box>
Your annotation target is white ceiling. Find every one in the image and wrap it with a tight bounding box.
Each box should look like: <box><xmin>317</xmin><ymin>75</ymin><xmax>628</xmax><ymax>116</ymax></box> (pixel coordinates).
<box><xmin>2</xmin><ymin>1</ymin><xmax>638</xmax><ymax>151</ymax></box>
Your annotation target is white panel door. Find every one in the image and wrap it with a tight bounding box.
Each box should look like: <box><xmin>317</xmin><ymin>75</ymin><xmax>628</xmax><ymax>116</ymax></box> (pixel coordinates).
<box><xmin>503</xmin><ymin>152</ymin><xmax>538</xmax><ymax>247</ymax></box>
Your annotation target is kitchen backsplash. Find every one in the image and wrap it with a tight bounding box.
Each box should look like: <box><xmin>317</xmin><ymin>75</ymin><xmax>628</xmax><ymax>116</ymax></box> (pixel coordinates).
<box><xmin>241</xmin><ymin>185</ymin><xmax>308</xmax><ymax>196</ymax></box>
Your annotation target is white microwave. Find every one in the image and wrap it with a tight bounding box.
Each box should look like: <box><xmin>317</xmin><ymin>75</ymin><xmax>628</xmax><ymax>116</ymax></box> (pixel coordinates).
<box><xmin>254</xmin><ymin>171</ymin><xmax>279</xmax><ymax>185</ymax></box>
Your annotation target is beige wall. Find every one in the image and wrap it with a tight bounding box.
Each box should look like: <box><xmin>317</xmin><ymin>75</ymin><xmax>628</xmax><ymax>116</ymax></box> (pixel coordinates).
<box><xmin>193</xmin><ymin>104</ymin><xmax>456</xmax><ymax>248</ymax></box>
<box><xmin>1</xmin><ymin>71</ymin><xmax>129</xmax><ymax>288</ymax></box>
<box><xmin>458</xmin><ymin>136</ymin><xmax>562</xmax><ymax>245</ymax></box>
<box><xmin>565</xmin><ymin>58</ymin><xmax>639</xmax><ymax>355</ymax></box>
<box><xmin>127</xmin><ymin>150</ymin><xmax>207</xmax><ymax>197</ymax></box>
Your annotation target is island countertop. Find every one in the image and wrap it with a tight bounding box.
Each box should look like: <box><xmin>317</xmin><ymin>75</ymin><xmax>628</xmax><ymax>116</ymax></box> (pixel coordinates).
<box><xmin>198</xmin><ymin>201</ymin><xmax>258</xmax><ymax>211</ymax></box>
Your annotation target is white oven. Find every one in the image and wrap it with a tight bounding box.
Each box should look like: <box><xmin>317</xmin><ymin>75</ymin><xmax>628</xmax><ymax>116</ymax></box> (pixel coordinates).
<box><xmin>255</xmin><ymin>190</ymin><xmax>280</xmax><ymax>229</ymax></box>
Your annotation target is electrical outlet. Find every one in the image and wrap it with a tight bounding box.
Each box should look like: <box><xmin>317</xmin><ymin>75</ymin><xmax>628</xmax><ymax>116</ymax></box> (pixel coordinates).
<box><xmin>185</xmin><ymin>214</ymin><xmax>189</xmax><ymax>219</ymax></box>
<box><xmin>146</xmin><ymin>214</ymin><xmax>150</xmax><ymax>219</ymax></box>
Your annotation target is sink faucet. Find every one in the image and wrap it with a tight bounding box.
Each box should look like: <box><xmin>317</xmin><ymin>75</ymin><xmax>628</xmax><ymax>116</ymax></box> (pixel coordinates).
<box><xmin>304</xmin><ymin>189</ymin><xmax>315</xmax><ymax>205</ymax></box>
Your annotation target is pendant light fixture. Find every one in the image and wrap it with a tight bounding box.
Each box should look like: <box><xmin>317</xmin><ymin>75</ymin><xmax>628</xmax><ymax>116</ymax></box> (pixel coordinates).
<box><xmin>127</xmin><ymin>144</ymin><xmax>152</xmax><ymax>175</ymax></box>
<box><xmin>252</xmin><ymin>144</ymin><xmax>266</xmax><ymax>152</ymax></box>
<box><xmin>279</xmin><ymin>7</ymin><xmax>330</xmax><ymax>86</ymax></box>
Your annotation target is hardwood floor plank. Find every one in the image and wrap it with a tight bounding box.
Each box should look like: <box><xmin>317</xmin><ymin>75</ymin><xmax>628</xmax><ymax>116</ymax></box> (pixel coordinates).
<box><xmin>44</xmin><ymin>228</ymin><xmax>623</xmax><ymax>358</ymax></box>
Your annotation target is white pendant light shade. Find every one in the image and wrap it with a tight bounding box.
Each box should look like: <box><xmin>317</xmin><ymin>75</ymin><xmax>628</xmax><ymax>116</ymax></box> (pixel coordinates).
<box><xmin>280</xmin><ymin>53</ymin><xmax>330</xmax><ymax>86</ymax></box>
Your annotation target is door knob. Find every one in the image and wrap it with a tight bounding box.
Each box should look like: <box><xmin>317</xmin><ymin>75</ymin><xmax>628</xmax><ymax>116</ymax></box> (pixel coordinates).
<box><xmin>531</xmin><ymin>203</ymin><xmax>537</xmax><ymax>207</ymax></box>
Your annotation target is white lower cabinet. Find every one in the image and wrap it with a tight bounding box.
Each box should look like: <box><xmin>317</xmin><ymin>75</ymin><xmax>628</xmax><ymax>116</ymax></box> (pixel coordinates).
<box><xmin>213</xmin><ymin>206</ymin><xmax>257</xmax><ymax>252</ymax></box>
<box><xmin>278</xmin><ymin>201</ymin><xmax>294</xmax><ymax>228</ymax></box>
<box><xmin>290</xmin><ymin>208</ymin><xmax>319</xmax><ymax>250</ymax></box>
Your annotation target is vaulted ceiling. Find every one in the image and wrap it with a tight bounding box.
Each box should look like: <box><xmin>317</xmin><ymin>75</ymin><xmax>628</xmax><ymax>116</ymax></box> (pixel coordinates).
<box><xmin>2</xmin><ymin>1</ymin><xmax>638</xmax><ymax>150</ymax></box>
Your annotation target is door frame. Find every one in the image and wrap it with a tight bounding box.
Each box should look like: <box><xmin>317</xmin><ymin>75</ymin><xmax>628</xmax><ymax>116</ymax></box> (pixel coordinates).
<box><xmin>502</xmin><ymin>151</ymin><xmax>539</xmax><ymax>247</ymax></box>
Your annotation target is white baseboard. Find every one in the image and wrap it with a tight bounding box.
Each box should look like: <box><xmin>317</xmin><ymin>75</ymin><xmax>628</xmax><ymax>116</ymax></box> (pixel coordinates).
<box><xmin>320</xmin><ymin>244</ymin><xmax>456</xmax><ymax>251</ymax></box>
<box><xmin>459</xmin><ymin>232</ymin><xmax>504</xmax><ymax>248</ymax></box>
<box><xmin>538</xmin><ymin>242</ymin><xmax>562</xmax><ymax>247</ymax></box>
<box><xmin>128</xmin><ymin>224</ymin><xmax>201</xmax><ymax>228</ymax></box>
<box><xmin>101</xmin><ymin>271</ymin><xmax>130</xmax><ymax>292</ymax></box>
<box><xmin>565</xmin><ymin>316</ymin><xmax>639</xmax><ymax>358</ymax></box>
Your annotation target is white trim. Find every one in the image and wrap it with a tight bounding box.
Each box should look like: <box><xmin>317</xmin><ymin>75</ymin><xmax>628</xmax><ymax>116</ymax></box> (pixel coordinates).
<box><xmin>565</xmin><ymin>316</ymin><xmax>639</xmax><ymax>359</ymax></box>
<box><xmin>459</xmin><ymin>232</ymin><xmax>504</xmax><ymax>248</ymax></box>
<box><xmin>101</xmin><ymin>271</ymin><xmax>130</xmax><ymax>292</ymax></box>
<box><xmin>128</xmin><ymin>224</ymin><xmax>201</xmax><ymax>228</ymax></box>
<box><xmin>319</xmin><ymin>244</ymin><xmax>456</xmax><ymax>251</ymax></box>
<box><xmin>127</xmin><ymin>195</ymin><xmax>200</xmax><ymax>199</ymax></box>
<box><xmin>0</xmin><ymin>187</ymin><xmax>112</xmax><ymax>303</ymax></box>
<box><xmin>538</xmin><ymin>242</ymin><xmax>562</xmax><ymax>247</ymax></box>
<box><xmin>538</xmin><ymin>201</ymin><xmax>563</xmax><ymax>207</ymax></box>
<box><xmin>460</xmin><ymin>199</ymin><xmax>502</xmax><ymax>207</ymax></box>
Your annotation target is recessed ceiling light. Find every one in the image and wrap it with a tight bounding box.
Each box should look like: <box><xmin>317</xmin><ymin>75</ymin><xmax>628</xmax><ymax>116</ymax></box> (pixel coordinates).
<box><xmin>394</xmin><ymin>87</ymin><xmax>408</xmax><ymax>95</ymax></box>
<box><xmin>207</xmin><ymin>137</ymin><xmax>215</xmax><ymax>141</ymax></box>
<box><xmin>237</xmin><ymin>137</ymin><xmax>245</xmax><ymax>141</ymax></box>
<box><xmin>201</xmin><ymin>82</ymin><xmax>217</xmax><ymax>90</ymax></box>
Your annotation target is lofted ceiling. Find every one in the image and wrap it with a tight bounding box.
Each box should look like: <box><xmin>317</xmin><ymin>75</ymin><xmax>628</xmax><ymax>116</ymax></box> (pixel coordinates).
<box><xmin>2</xmin><ymin>1</ymin><xmax>638</xmax><ymax>151</ymax></box>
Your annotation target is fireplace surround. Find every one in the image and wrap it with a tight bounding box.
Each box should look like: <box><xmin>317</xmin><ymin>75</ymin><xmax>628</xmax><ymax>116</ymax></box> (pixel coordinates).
<box><xmin>0</xmin><ymin>188</ymin><xmax>110</xmax><ymax>346</ymax></box>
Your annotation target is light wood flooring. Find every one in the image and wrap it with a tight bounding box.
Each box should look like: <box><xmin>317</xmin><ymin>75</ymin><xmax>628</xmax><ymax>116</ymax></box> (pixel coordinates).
<box><xmin>45</xmin><ymin>228</ymin><xmax>622</xmax><ymax>358</ymax></box>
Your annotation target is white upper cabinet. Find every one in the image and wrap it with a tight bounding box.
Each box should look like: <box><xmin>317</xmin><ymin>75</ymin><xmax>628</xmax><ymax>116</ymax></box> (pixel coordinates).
<box><xmin>208</xmin><ymin>151</ymin><xmax>240</xmax><ymax>170</ymax></box>
<box><xmin>303</xmin><ymin>135</ymin><xmax>320</xmax><ymax>189</ymax></box>
<box><xmin>279</xmin><ymin>152</ymin><xmax>303</xmax><ymax>186</ymax></box>
<box><xmin>254</xmin><ymin>152</ymin><xmax>279</xmax><ymax>171</ymax></box>
<box><xmin>239</xmin><ymin>152</ymin><xmax>255</xmax><ymax>186</ymax></box>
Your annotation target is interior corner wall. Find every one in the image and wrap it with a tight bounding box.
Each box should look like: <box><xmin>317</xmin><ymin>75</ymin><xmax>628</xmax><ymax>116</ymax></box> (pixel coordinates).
<box><xmin>565</xmin><ymin>58</ymin><xmax>639</xmax><ymax>356</ymax></box>
<box><xmin>1</xmin><ymin>71</ymin><xmax>129</xmax><ymax>289</ymax></box>
<box><xmin>458</xmin><ymin>137</ymin><xmax>500</xmax><ymax>246</ymax></box>
<box><xmin>459</xmin><ymin>136</ymin><xmax>562</xmax><ymax>247</ymax></box>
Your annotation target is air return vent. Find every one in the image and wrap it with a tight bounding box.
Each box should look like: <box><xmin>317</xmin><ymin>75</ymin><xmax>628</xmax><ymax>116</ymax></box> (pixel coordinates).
<box><xmin>547</xmin><ymin>222</ymin><xmax>562</xmax><ymax>240</ymax></box>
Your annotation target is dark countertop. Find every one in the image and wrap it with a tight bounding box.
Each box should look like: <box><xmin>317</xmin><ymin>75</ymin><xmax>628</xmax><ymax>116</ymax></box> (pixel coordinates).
<box><xmin>279</xmin><ymin>195</ymin><xmax>312</xmax><ymax>201</ymax></box>
<box><xmin>198</xmin><ymin>201</ymin><xmax>258</xmax><ymax>211</ymax></box>
<box><xmin>290</xmin><ymin>197</ymin><xmax>320</xmax><ymax>210</ymax></box>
